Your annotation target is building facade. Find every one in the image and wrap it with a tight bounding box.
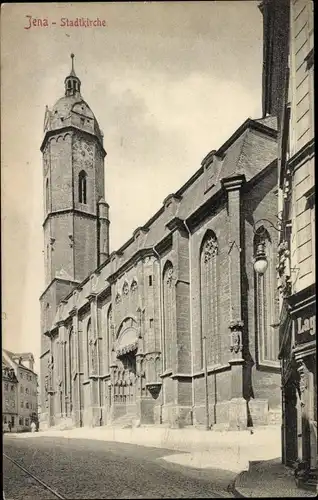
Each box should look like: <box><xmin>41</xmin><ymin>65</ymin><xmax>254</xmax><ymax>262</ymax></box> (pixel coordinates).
<box><xmin>39</xmin><ymin>56</ymin><xmax>283</xmax><ymax>431</ymax></box>
<box><xmin>262</xmin><ymin>0</ymin><xmax>316</xmax><ymax>487</ymax></box>
<box><xmin>2</xmin><ymin>358</ymin><xmax>18</xmax><ymax>431</ymax></box>
<box><xmin>2</xmin><ymin>350</ymin><xmax>38</xmax><ymax>431</ymax></box>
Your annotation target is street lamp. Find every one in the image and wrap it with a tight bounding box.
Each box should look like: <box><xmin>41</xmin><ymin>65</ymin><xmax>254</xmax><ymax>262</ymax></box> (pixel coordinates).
<box><xmin>252</xmin><ymin>218</ymin><xmax>281</xmax><ymax>275</ymax></box>
<box><xmin>253</xmin><ymin>242</ymin><xmax>268</xmax><ymax>275</ymax></box>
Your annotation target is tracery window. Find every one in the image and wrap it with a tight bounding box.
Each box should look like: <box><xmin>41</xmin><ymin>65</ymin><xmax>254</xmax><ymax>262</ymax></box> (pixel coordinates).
<box><xmin>87</xmin><ymin>318</ymin><xmax>98</xmax><ymax>376</ymax></box>
<box><xmin>254</xmin><ymin>227</ymin><xmax>279</xmax><ymax>367</ymax></box>
<box><xmin>87</xmin><ymin>319</ymin><xmax>92</xmax><ymax>376</ymax></box>
<box><xmin>200</xmin><ymin>231</ymin><xmax>220</xmax><ymax>367</ymax></box>
<box><xmin>78</xmin><ymin>170</ymin><xmax>87</xmax><ymax>204</ymax></box>
<box><xmin>163</xmin><ymin>261</ymin><xmax>174</xmax><ymax>370</ymax></box>
<box><xmin>107</xmin><ymin>306</ymin><xmax>113</xmax><ymax>371</ymax></box>
<box><xmin>69</xmin><ymin>327</ymin><xmax>74</xmax><ymax>411</ymax></box>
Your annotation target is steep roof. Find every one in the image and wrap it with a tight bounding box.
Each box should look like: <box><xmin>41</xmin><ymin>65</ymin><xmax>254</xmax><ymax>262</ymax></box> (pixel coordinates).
<box><xmin>51</xmin><ymin>115</ymin><xmax>278</xmax><ymax>314</ymax></box>
<box><xmin>2</xmin><ymin>349</ymin><xmax>36</xmax><ymax>374</ymax></box>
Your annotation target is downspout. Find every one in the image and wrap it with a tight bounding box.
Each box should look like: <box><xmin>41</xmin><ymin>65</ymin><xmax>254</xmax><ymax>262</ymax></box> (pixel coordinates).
<box><xmin>183</xmin><ymin>220</ymin><xmax>195</xmax><ymax>426</ymax></box>
<box><xmin>153</xmin><ymin>245</ymin><xmax>164</xmax><ymax>424</ymax></box>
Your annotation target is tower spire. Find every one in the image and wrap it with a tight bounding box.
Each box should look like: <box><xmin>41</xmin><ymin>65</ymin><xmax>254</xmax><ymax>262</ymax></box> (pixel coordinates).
<box><xmin>64</xmin><ymin>53</ymin><xmax>81</xmax><ymax>96</ymax></box>
<box><xmin>70</xmin><ymin>53</ymin><xmax>76</xmax><ymax>77</ymax></box>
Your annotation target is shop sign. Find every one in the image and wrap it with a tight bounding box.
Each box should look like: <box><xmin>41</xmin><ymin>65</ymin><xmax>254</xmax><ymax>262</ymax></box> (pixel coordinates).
<box><xmin>295</xmin><ymin>310</ymin><xmax>316</xmax><ymax>344</ymax></box>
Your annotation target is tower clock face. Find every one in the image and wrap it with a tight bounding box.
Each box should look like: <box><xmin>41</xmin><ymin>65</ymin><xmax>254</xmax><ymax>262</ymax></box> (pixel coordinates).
<box><xmin>73</xmin><ymin>140</ymin><xmax>93</xmax><ymax>167</ymax></box>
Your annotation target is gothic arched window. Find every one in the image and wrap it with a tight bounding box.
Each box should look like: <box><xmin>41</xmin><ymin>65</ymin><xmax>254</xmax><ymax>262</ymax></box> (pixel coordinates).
<box><xmin>106</xmin><ymin>306</ymin><xmax>113</xmax><ymax>371</ymax></box>
<box><xmin>254</xmin><ymin>228</ymin><xmax>279</xmax><ymax>367</ymax></box>
<box><xmin>63</xmin><ymin>340</ymin><xmax>68</xmax><ymax>414</ymax></box>
<box><xmin>78</xmin><ymin>170</ymin><xmax>87</xmax><ymax>204</ymax></box>
<box><xmin>87</xmin><ymin>318</ymin><xmax>97</xmax><ymax>377</ymax></box>
<box><xmin>87</xmin><ymin>319</ymin><xmax>92</xmax><ymax>376</ymax></box>
<box><xmin>45</xmin><ymin>178</ymin><xmax>49</xmax><ymax>212</ymax></box>
<box><xmin>163</xmin><ymin>261</ymin><xmax>174</xmax><ymax>371</ymax></box>
<box><xmin>69</xmin><ymin>327</ymin><xmax>74</xmax><ymax>412</ymax></box>
<box><xmin>200</xmin><ymin>230</ymin><xmax>219</xmax><ymax>367</ymax></box>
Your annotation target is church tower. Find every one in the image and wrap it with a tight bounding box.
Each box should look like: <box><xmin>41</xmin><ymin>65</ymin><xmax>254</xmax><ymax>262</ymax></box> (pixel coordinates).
<box><xmin>40</xmin><ymin>55</ymin><xmax>110</xmax><ymax>370</ymax></box>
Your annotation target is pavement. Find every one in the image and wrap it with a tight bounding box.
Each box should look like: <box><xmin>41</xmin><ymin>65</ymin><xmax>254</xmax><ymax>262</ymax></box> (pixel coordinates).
<box><xmin>12</xmin><ymin>424</ymin><xmax>282</xmax><ymax>471</ymax></box>
<box><xmin>8</xmin><ymin>424</ymin><xmax>317</xmax><ymax>497</ymax></box>
<box><xmin>3</xmin><ymin>434</ymin><xmax>236</xmax><ymax>498</ymax></box>
<box><xmin>233</xmin><ymin>458</ymin><xmax>317</xmax><ymax>498</ymax></box>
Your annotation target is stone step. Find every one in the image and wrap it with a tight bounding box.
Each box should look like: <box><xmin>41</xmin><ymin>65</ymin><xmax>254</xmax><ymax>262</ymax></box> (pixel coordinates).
<box><xmin>112</xmin><ymin>414</ymin><xmax>138</xmax><ymax>428</ymax></box>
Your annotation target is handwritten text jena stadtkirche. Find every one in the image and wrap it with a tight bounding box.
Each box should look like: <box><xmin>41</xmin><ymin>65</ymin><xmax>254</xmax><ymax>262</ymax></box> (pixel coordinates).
<box><xmin>24</xmin><ymin>15</ymin><xmax>107</xmax><ymax>30</ymax></box>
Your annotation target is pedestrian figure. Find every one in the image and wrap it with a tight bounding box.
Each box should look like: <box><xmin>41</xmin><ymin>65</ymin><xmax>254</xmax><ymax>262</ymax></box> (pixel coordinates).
<box><xmin>8</xmin><ymin>422</ymin><xmax>12</xmax><ymax>432</ymax></box>
<box><xmin>31</xmin><ymin>421</ymin><xmax>36</xmax><ymax>433</ymax></box>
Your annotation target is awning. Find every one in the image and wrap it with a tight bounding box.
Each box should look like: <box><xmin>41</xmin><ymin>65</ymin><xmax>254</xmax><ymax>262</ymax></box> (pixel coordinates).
<box><xmin>115</xmin><ymin>327</ymin><xmax>138</xmax><ymax>357</ymax></box>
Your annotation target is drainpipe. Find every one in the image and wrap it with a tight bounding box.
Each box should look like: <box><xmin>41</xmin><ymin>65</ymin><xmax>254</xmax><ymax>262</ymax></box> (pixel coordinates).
<box><xmin>153</xmin><ymin>245</ymin><xmax>164</xmax><ymax>424</ymax></box>
<box><xmin>183</xmin><ymin>220</ymin><xmax>195</xmax><ymax>426</ymax></box>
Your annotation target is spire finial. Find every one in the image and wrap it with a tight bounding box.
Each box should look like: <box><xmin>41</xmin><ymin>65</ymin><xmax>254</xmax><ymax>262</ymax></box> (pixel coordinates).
<box><xmin>70</xmin><ymin>53</ymin><xmax>75</xmax><ymax>74</ymax></box>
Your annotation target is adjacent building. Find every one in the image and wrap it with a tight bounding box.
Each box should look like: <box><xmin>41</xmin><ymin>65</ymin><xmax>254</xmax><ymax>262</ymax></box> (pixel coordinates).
<box><xmin>2</xmin><ymin>350</ymin><xmax>38</xmax><ymax>431</ymax></box>
<box><xmin>39</xmin><ymin>55</ymin><xmax>282</xmax><ymax>431</ymax></box>
<box><xmin>2</xmin><ymin>357</ymin><xmax>18</xmax><ymax>430</ymax></box>
<box><xmin>261</xmin><ymin>0</ymin><xmax>316</xmax><ymax>488</ymax></box>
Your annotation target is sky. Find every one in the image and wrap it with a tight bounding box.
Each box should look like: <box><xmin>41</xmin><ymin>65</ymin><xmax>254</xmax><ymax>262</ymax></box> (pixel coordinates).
<box><xmin>1</xmin><ymin>1</ymin><xmax>263</xmax><ymax>374</ymax></box>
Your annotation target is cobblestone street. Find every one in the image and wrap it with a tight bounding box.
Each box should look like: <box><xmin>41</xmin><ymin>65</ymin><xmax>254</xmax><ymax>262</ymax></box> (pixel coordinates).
<box><xmin>3</xmin><ymin>434</ymin><xmax>235</xmax><ymax>498</ymax></box>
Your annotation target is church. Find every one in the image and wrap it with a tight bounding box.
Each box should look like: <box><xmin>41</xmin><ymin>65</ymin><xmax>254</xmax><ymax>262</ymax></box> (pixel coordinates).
<box><xmin>39</xmin><ymin>54</ymin><xmax>282</xmax><ymax>430</ymax></box>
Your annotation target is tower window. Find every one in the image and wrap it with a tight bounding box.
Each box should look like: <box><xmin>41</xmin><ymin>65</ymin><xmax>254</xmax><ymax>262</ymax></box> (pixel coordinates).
<box><xmin>45</xmin><ymin>178</ymin><xmax>49</xmax><ymax>213</ymax></box>
<box><xmin>148</xmin><ymin>275</ymin><xmax>153</xmax><ymax>286</ymax></box>
<box><xmin>78</xmin><ymin>170</ymin><xmax>87</xmax><ymax>204</ymax></box>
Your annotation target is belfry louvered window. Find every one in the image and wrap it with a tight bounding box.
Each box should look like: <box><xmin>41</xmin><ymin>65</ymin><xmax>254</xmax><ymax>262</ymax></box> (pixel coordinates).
<box><xmin>78</xmin><ymin>170</ymin><xmax>87</xmax><ymax>204</ymax></box>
